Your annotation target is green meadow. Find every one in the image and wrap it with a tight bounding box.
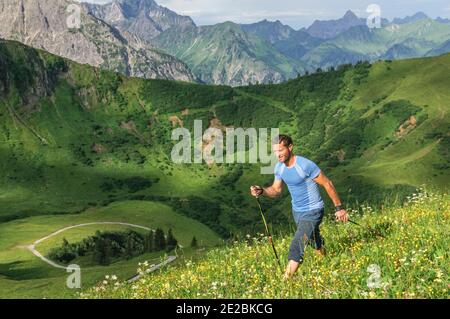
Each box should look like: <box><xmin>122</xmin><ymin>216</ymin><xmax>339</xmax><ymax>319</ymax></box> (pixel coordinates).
<box><xmin>0</xmin><ymin>40</ymin><xmax>448</xmax><ymax>298</ymax></box>
<box><xmin>0</xmin><ymin>200</ymin><xmax>221</xmax><ymax>298</ymax></box>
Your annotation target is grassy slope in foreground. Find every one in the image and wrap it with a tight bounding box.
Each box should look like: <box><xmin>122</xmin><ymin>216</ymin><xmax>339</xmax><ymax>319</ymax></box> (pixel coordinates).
<box><xmin>82</xmin><ymin>189</ymin><xmax>449</xmax><ymax>299</ymax></box>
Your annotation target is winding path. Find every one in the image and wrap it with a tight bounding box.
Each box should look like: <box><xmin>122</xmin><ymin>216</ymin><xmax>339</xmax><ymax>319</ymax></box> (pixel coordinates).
<box><xmin>127</xmin><ymin>255</ymin><xmax>177</xmax><ymax>283</ymax></box>
<box><xmin>24</xmin><ymin>222</ymin><xmax>177</xmax><ymax>277</ymax></box>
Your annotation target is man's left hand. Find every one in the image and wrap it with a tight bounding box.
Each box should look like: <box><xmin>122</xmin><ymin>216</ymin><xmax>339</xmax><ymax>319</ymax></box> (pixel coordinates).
<box><xmin>335</xmin><ymin>210</ymin><xmax>349</xmax><ymax>222</ymax></box>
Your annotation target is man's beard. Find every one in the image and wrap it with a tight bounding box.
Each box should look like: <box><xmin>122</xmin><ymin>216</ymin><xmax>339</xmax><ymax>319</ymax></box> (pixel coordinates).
<box><xmin>283</xmin><ymin>152</ymin><xmax>292</xmax><ymax>165</ymax></box>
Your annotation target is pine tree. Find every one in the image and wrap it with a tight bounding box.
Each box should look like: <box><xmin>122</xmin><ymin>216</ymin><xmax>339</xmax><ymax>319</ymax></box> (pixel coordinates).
<box><xmin>166</xmin><ymin>229</ymin><xmax>178</xmax><ymax>251</ymax></box>
<box><xmin>125</xmin><ymin>235</ymin><xmax>135</xmax><ymax>260</ymax></box>
<box><xmin>103</xmin><ymin>238</ymin><xmax>112</xmax><ymax>265</ymax></box>
<box><xmin>154</xmin><ymin>228</ymin><xmax>166</xmax><ymax>251</ymax></box>
<box><xmin>59</xmin><ymin>238</ymin><xmax>76</xmax><ymax>263</ymax></box>
<box><xmin>93</xmin><ymin>238</ymin><xmax>102</xmax><ymax>265</ymax></box>
<box><xmin>190</xmin><ymin>236</ymin><xmax>198</xmax><ymax>248</ymax></box>
<box><xmin>145</xmin><ymin>230</ymin><xmax>155</xmax><ymax>252</ymax></box>
<box><xmin>62</xmin><ymin>238</ymin><xmax>69</xmax><ymax>249</ymax></box>
<box><xmin>93</xmin><ymin>237</ymin><xmax>112</xmax><ymax>266</ymax></box>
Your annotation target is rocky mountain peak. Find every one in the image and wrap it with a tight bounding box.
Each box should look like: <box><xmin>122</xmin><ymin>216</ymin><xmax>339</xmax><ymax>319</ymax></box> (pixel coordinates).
<box><xmin>0</xmin><ymin>0</ymin><xmax>196</xmax><ymax>82</ymax></box>
<box><xmin>85</xmin><ymin>0</ymin><xmax>196</xmax><ymax>41</ymax></box>
<box><xmin>343</xmin><ymin>10</ymin><xmax>358</xmax><ymax>20</ymax></box>
<box><xmin>307</xmin><ymin>10</ymin><xmax>365</xmax><ymax>39</ymax></box>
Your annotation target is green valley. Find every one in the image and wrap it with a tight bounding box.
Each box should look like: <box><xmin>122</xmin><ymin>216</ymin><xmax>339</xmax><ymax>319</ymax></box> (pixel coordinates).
<box><xmin>0</xmin><ymin>39</ymin><xmax>448</xmax><ymax>298</ymax></box>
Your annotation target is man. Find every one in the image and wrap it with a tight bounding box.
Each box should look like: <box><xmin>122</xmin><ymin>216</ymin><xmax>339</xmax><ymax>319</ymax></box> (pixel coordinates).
<box><xmin>250</xmin><ymin>134</ymin><xmax>349</xmax><ymax>280</ymax></box>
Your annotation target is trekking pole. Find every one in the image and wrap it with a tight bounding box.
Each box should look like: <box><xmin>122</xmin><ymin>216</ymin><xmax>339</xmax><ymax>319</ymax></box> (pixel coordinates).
<box><xmin>346</xmin><ymin>218</ymin><xmax>385</xmax><ymax>238</ymax></box>
<box><xmin>348</xmin><ymin>219</ymin><xmax>362</xmax><ymax>227</ymax></box>
<box><xmin>255</xmin><ymin>196</ymin><xmax>283</xmax><ymax>273</ymax></box>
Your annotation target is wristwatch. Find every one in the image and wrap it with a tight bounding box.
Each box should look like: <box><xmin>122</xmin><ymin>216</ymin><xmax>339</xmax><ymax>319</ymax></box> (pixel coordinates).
<box><xmin>335</xmin><ymin>205</ymin><xmax>344</xmax><ymax>212</ymax></box>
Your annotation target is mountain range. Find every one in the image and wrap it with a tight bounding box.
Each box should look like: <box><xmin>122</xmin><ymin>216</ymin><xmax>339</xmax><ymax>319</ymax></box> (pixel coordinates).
<box><xmin>83</xmin><ymin>0</ymin><xmax>196</xmax><ymax>42</ymax></box>
<box><xmin>0</xmin><ymin>0</ymin><xmax>195</xmax><ymax>82</ymax></box>
<box><xmin>83</xmin><ymin>1</ymin><xmax>450</xmax><ymax>85</ymax></box>
<box><xmin>1</xmin><ymin>0</ymin><xmax>450</xmax><ymax>86</ymax></box>
<box><xmin>306</xmin><ymin>9</ymin><xmax>369</xmax><ymax>39</ymax></box>
<box><xmin>153</xmin><ymin>22</ymin><xmax>305</xmax><ymax>85</ymax></box>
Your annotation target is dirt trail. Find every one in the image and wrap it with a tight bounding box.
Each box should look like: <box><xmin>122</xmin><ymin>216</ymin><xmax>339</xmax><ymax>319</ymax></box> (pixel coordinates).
<box><xmin>22</xmin><ymin>222</ymin><xmax>177</xmax><ymax>275</ymax></box>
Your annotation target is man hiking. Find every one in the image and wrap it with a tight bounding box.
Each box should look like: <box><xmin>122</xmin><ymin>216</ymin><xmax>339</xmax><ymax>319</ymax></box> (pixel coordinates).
<box><xmin>250</xmin><ymin>134</ymin><xmax>349</xmax><ymax>280</ymax></box>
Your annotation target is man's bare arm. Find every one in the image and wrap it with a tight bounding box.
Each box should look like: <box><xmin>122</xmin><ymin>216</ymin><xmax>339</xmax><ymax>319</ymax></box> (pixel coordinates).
<box><xmin>313</xmin><ymin>171</ymin><xmax>349</xmax><ymax>222</ymax></box>
<box><xmin>262</xmin><ymin>179</ymin><xmax>284</xmax><ymax>198</ymax></box>
<box><xmin>313</xmin><ymin>171</ymin><xmax>342</xmax><ymax>206</ymax></box>
<box><xmin>250</xmin><ymin>180</ymin><xmax>283</xmax><ymax>198</ymax></box>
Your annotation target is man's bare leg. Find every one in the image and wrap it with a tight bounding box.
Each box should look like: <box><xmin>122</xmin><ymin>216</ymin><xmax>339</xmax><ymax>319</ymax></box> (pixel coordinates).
<box><xmin>284</xmin><ymin>248</ymin><xmax>325</xmax><ymax>280</ymax></box>
<box><xmin>283</xmin><ymin>260</ymin><xmax>300</xmax><ymax>280</ymax></box>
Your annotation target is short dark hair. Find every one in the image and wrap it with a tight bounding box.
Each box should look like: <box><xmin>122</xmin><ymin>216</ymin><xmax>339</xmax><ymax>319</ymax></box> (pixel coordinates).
<box><xmin>272</xmin><ymin>134</ymin><xmax>293</xmax><ymax>147</ymax></box>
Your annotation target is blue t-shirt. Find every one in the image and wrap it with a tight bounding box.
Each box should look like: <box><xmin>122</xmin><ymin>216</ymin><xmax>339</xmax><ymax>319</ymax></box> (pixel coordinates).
<box><xmin>274</xmin><ymin>155</ymin><xmax>324</xmax><ymax>220</ymax></box>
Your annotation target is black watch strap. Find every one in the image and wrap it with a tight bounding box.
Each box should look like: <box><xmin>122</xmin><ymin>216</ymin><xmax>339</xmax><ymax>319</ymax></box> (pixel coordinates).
<box><xmin>335</xmin><ymin>205</ymin><xmax>344</xmax><ymax>212</ymax></box>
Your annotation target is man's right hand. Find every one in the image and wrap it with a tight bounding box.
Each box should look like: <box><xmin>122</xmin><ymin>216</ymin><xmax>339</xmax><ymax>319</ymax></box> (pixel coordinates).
<box><xmin>335</xmin><ymin>209</ymin><xmax>349</xmax><ymax>223</ymax></box>
<box><xmin>250</xmin><ymin>185</ymin><xmax>264</xmax><ymax>197</ymax></box>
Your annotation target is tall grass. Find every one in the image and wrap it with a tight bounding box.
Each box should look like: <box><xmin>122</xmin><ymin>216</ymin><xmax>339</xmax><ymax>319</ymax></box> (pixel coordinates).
<box><xmin>81</xmin><ymin>188</ymin><xmax>449</xmax><ymax>299</ymax></box>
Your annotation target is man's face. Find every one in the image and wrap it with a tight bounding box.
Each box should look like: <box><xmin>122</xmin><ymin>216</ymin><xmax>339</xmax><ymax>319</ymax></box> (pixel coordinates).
<box><xmin>272</xmin><ymin>143</ymin><xmax>293</xmax><ymax>163</ymax></box>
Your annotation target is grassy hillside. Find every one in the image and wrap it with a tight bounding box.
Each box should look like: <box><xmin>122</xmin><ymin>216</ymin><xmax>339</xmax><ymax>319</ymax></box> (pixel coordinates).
<box><xmin>0</xmin><ymin>40</ymin><xmax>448</xmax><ymax>298</ymax></box>
<box><xmin>241</xmin><ymin>56</ymin><xmax>449</xmax><ymax>202</ymax></box>
<box><xmin>0</xmin><ymin>200</ymin><xmax>221</xmax><ymax>298</ymax></box>
<box><xmin>1</xmin><ymin>38</ymin><xmax>449</xmax><ymax>234</ymax></box>
<box><xmin>82</xmin><ymin>189</ymin><xmax>449</xmax><ymax>298</ymax></box>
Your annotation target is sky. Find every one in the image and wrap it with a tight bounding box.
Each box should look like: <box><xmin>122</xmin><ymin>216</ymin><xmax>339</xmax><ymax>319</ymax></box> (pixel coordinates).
<box><xmin>82</xmin><ymin>0</ymin><xmax>450</xmax><ymax>29</ymax></box>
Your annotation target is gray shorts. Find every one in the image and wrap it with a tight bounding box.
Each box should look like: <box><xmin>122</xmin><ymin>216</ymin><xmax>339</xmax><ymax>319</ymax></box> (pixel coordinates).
<box><xmin>288</xmin><ymin>208</ymin><xmax>325</xmax><ymax>262</ymax></box>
